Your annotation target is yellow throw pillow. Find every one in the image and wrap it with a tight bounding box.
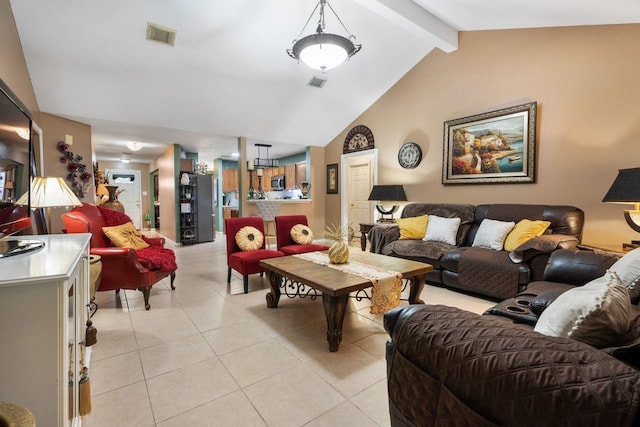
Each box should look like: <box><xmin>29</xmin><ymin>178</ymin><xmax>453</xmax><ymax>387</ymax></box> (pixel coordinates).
<box><xmin>290</xmin><ymin>224</ymin><xmax>314</xmax><ymax>245</ymax></box>
<box><xmin>396</xmin><ymin>215</ymin><xmax>429</xmax><ymax>240</ymax></box>
<box><xmin>235</xmin><ymin>226</ymin><xmax>264</xmax><ymax>251</ymax></box>
<box><xmin>504</xmin><ymin>219</ymin><xmax>551</xmax><ymax>252</ymax></box>
<box><xmin>102</xmin><ymin>222</ymin><xmax>150</xmax><ymax>250</ymax></box>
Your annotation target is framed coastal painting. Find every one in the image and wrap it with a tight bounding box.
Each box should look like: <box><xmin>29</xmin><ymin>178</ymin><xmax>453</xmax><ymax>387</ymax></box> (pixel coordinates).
<box><xmin>327</xmin><ymin>163</ymin><xmax>338</xmax><ymax>194</ymax></box>
<box><xmin>442</xmin><ymin>102</ymin><xmax>537</xmax><ymax>185</ymax></box>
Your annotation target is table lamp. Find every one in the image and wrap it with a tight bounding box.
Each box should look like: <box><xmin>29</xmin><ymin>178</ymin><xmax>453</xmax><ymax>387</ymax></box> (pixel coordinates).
<box><xmin>15</xmin><ymin>177</ymin><xmax>82</xmax><ymax>233</ymax></box>
<box><xmin>367</xmin><ymin>185</ymin><xmax>407</xmax><ymax>222</ymax></box>
<box><xmin>602</xmin><ymin>167</ymin><xmax>640</xmax><ymax>245</ymax></box>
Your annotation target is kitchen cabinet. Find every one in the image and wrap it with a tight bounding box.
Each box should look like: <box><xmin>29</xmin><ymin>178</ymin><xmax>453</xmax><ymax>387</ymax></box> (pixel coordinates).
<box><xmin>222</xmin><ymin>168</ymin><xmax>238</xmax><ymax>192</ymax></box>
<box><xmin>0</xmin><ymin>234</ymin><xmax>90</xmax><ymax>427</ymax></box>
<box><xmin>284</xmin><ymin>164</ymin><xmax>296</xmax><ymax>189</ymax></box>
<box><xmin>295</xmin><ymin>161</ymin><xmax>307</xmax><ymax>186</ymax></box>
<box><xmin>261</xmin><ymin>168</ymin><xmax>273</xmax><ymax>191</ymax></box>
<box><xmin>223</xmin><ymin>207</ymin><xmax>239</xmax><ymax>232</ymax></box>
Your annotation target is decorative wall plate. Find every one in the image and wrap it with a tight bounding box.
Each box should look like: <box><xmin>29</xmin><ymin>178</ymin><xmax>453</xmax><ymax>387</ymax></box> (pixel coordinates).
<box><xmin>343</xmin><ymin>125</ymin><xmax>374</xmax><ymax>154</ymax></box>
<box><xmin>398</xmin><ymin>142</ymin><xmax>422</xmax><ymax>169</ymax></box>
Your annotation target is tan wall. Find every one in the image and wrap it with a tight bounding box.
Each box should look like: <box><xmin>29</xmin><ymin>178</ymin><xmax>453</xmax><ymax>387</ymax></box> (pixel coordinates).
<box><xmin>2</xmin><ymin>4</ymin><xmax>99</xmax><ymax>234</ymax></box>
<box><xmin>0</xmin><ymin>0</ymin><xmax>38</xmax><ymax>113</ymax></box>
<box><xmin>150</xmin><ymin>145</ymin><xmax>178</xmax><ymax>241</ymax></box>
<box><xmin>38</xmin><ymin>113</ymin><xmax>92</xmax><ymax>232</ymax></box>
<box><xmin>325</xmin><ymin>24</ymin><xmax>640</xmax><ymax>246</ymax></box>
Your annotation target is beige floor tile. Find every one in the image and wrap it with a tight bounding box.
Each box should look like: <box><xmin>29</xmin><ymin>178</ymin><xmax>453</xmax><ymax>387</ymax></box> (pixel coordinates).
<box><xmin>86</xmin><ymin>234</ymin><xmax>499</xmax><ymax>426</ymax></box>
<box><xmin>308</xmin><ymin>344</ymin><xmax>387</xmax><ymax>398</ymax></box>
<box><xmin>276</xmin><ymin>322</ymin><xmax>331</xmax><ymax>362</ymax></box>
<box><xmin>140</xmin><ymin>333</ymin><xmax>215</xmax><ymax>378</ymax></box>
<box><xmin>202</xmin><ymin>319</ymin><xmax>274</xmax><ymax>355</ymax></box>
<box><xmin>147</xmin><ymin>357</ymin><xmax>240</xmax><ymax>422</ymax></box>
<box><xmin>219</xmin><ymin>339</ymin><xmax>302</xmax><ymax>387</ymax></box>
<box><xmin>305</xmin><ymin>400</ymin><xmax>379</xmax><ymax>427</ymax></box>
<box><xmin>353</xmin><ymin>330</ymin><xmax>390</xmax><ymax>361</ymax></box>
<box><xmin>244</xmin><ymin>366</ymin><xmax>345</xmax><ymax>427</ymax></box>
<box><xmin>81</xmin><ymin>381</ymin><xmax>154</xmax><ymax>427</ymax></box>
<box><xmin>157</xmin><ymin>390</ymin><xmax>267</xmax><ymax>427</ymax></box>
<box><xmin>90</xmin><ymin>350</ymin><xmax>144</xmax><ymax>396</ymax></box>
<box><xmin>131</xmin><ymin>309</ymin><xmax>200</xmax><ymax>349</ymax></box>
<box><xmin>351</xmin><ymin>379</ymin><xmax>391</xmax><ymax>427</ymax></box>
<box><xmin>89</xmin><ymin>327</ymin><xmax>138</xmax><ymax>362</ymax></box>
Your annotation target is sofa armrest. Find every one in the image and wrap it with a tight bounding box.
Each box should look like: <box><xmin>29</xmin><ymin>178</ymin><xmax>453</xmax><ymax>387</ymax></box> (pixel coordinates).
<box><xmin>543</xmin><ymin>248</ymin><xmax>620</xmax><ymax>285</ymax></box>
<box><xmin>368</xmin><ymin>224</ymin><xmax>399</xmax><ymax>253</ymax></box>
<box><xmin>143</xmin><ymin>236</ymin><xmax>166</xmax><ymax>247</ymax></box>
<box><xmin>385</xmin><ymin>305</ymin><xmax>640</xmax><ymax>426</ymax></box>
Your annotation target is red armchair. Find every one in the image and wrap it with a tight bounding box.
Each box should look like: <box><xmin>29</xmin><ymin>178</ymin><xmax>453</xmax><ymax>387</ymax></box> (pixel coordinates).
<box><xmin>225</xmin><ymin>216</ymin><xmax>284</xmax><ymax>294</ymax></box>
<box><xmin>62</xmin><ymin>203</ymin><xmax>176</xmax><ymax>310</ymax></box>
<box><xmin>274</xmin><ymin>215</ymin><xmax>329</xmax><ymax>255</ymax></box>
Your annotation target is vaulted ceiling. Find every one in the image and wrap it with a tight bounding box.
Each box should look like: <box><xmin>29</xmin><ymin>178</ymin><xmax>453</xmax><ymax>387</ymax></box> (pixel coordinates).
<box><xmin>10</xmin><ymin>0</ymin><xmax>640</xmax><ymax>164</ymax></box>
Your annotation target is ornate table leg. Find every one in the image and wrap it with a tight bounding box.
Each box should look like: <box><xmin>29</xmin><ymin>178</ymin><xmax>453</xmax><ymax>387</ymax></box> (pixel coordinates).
<box><xmin>265</xmin><ymin>271</ymin><xmax>281</xmax><ymax>308</ymax></box>
<box><xmin>360</xmin><ymin>232</ymin><xmax>367</xmax><ymax>251</ymax></box>
<box><xmin>408</xmin><ymin>275</ymin><xmax>426</xmax><ymax>305</ymax></box>
<box><xmin>322</xmin><ymin>293</ymin><xmax>349</xmax><ymax>352</ymax></box>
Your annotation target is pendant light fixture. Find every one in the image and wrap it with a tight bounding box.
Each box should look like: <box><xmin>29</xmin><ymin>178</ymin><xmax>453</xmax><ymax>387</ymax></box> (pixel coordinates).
<box><xmin>287</xmin><ymin>0</ymin><xmax>361</xmax><ymax>72</ymax></box>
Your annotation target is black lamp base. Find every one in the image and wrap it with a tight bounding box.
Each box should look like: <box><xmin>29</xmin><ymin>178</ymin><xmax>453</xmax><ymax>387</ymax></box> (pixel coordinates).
<box><xmin>375</xmin><ymin>204</ymin><xmax>398</xmax><ymax>222</ymax></box>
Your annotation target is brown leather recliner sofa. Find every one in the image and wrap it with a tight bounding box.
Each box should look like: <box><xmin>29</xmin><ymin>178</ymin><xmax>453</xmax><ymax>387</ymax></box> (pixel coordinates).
<box><xmin>368</xmin><ymin>203</ymin><xmax>584</xmax><ymax>300</ymax></box>
<box><xmin>384</xmin><ymin>248</ymin><xmax>640</xmax><ymax>426</ymax></box>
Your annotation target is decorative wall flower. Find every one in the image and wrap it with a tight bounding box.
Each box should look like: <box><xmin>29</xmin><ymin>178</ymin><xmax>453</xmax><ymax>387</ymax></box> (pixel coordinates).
<box><xmin>58</xmin><ymin>141</ymin><xmax>92</xmax><ymax>198</ymax></box>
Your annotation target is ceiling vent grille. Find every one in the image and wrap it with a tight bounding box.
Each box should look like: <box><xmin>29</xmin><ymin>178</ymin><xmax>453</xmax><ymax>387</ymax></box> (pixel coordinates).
<box><xmin>146</xmin><ymin>22</ymin><xmax>177</xmax><ymax>46</ymax></box>
<box><xmin>308</xmin><ymin>76</ymin><xmax>327</xmax><ymax>88</ymax></box>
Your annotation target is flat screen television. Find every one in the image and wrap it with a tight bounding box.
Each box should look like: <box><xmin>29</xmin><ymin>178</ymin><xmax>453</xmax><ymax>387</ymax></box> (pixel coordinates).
<box><xmin>0</xmin><ymin>77</ymin><xmax>47</xmax><ymax>256</ymax></box>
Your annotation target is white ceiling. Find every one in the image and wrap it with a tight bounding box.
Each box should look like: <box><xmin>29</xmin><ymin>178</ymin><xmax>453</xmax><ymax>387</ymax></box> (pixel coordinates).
<box><xmin>10</xmin><ymin>0</ymin><xmax>640</xmax><ymax>165</ymax></box>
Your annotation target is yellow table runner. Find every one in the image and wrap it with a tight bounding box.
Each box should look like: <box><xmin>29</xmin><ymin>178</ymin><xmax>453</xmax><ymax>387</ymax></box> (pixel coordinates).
<box><xmin>294</xmin><ymin>251</ymin><xmax>403</xmax><ymax>314</ymax></box>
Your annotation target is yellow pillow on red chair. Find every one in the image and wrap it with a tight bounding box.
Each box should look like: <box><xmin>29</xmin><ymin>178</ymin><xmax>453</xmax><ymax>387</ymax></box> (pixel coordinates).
<box><xmin>235</xmin><ymin>226</ymin><xmax>264</xmax><ymax>251</ymax></box>
<box><xmin>102</xmin><ymin>222</ymin><xmax>150</xmax><ymax>250</ymax></box>
<box><xmin>290</xmin><ymin>224</ymin><xmax>314</xmax><ymax>245</ymax></box>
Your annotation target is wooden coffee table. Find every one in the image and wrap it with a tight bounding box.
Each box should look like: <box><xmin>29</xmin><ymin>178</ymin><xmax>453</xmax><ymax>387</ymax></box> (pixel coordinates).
<box><xmin>260</xmin><ymin>251</ymin><xmax>432</xmax><ymax>352</ymax></box>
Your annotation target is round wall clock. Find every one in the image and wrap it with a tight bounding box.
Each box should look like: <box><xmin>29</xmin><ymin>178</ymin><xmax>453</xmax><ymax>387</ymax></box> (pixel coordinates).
<box><xmin>398</xmin><ymin>142</ymin><xmax>422</xmax><ymax>169</ymax></box>
<box><xmin>343</xmin><ymin>125</ymin><xmax>374</xmax><ymax>154</ymax></box>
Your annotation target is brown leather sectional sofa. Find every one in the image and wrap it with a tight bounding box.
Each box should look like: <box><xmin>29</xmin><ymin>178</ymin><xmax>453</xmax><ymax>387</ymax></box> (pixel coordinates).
<box><xmin>384</xmin><ymin>248</ymin><xmax>640</xmax><ymax>426</ymax></box>
<box><xmin>368</xmin><ymin>203</ymin><xmax>584</xmax><ymax>300</ymax></box>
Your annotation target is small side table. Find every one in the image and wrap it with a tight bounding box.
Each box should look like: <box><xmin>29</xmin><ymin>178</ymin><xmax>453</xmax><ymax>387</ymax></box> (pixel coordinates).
<box><xmin>359</xmin><ymin>223</ymin><xmax>377</xmax><ymax>251</ymax></box>
<box><xmin>577</xmin><ymin>243</ymin><xmax>629</xmax><ymax>254</ymax></box>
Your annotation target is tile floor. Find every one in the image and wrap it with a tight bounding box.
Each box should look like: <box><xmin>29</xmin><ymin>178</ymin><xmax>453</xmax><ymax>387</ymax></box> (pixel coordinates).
<box><xmin>82</xmin><ymin>234</ymin><xmax>495</xmax><ymax>427</ymax></box>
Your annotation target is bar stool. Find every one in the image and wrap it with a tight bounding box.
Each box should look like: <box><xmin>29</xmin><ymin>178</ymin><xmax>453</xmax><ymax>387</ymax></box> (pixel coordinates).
<box><xmin>255</xmin><ymin>200</ymin><xmax>282</xmax><ymax>249</ymax></box>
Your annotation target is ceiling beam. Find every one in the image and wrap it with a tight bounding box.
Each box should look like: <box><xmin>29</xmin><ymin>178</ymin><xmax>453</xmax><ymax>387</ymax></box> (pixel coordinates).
<box><xmin>352</xmin><ymin>0</ymin><xmax>458</xmax><ymax>52</ymax></box>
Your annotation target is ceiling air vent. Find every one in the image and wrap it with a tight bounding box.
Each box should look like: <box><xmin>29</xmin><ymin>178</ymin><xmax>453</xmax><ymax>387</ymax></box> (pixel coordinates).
<box><xmin>308</xmin><ymin>76</ymin><xmax>327</xmax><ymax>88</ymax></box>
<box><xmin>146</xmin><ymin>22</ymin><xmax>177</xmax><ymax>46</ymax></box>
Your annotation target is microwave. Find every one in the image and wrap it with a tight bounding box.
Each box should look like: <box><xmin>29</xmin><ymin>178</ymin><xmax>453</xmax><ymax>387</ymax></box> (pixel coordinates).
<box><xmin>271</xmin><ymin>174</ymin><xmax>285</xmax><ymax>190</ymax></box>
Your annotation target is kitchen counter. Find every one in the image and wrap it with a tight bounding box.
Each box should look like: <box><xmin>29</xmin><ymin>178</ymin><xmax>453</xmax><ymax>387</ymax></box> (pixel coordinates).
<box><xmin>247</xmin><ymin>199</ymin><xmax>311</xmax><ymax>203</ymax></box>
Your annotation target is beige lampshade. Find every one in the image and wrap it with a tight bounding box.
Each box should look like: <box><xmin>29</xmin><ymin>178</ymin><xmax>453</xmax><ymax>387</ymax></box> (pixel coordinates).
<box><xmin>4</xmin><ymin>181</ymin><xmax>14</xmax><ymax>190</ymax></box>
<box><xmin>15</xmin><ymin>177</ymin><xmax>82</xmax><ymax>208</ymax></box>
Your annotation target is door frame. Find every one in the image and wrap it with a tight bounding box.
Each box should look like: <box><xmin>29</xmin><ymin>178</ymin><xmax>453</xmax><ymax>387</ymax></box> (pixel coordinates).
<box><xmin>106</xmin><ymin>168</ymin><xmax>143</xmax><ymax>227</ymax></box>
<box><xmin>340</xmin><ymin>149</ymin><xmax>378</xmax><ymax>230</ymax></box>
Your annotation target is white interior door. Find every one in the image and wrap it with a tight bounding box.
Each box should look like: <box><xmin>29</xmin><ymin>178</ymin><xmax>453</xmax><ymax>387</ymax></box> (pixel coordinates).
<box><xmin>107</xmin><ymin>169</ymin><xmax>142</xmax><ymax>229</ymax></box>
<box><xmin>339</xmin><ymin>151</ymin><xmax>378</xmax><ymax>240</ymax></box>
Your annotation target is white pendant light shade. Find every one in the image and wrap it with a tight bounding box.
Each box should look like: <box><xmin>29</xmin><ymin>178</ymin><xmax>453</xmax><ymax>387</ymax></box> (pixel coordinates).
<box><xmin>295</xmin><ymin>33</ymin><xmax>356</xmax><ymax>71</ymax></box>
<box><xmin>287</xmin><ymin>0</ymin><xmax>361</xmax><ymax>72</ymax></box>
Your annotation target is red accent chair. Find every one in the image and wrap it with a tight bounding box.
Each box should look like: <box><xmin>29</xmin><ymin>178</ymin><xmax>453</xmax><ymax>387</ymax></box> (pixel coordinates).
<box><xmin>225</xmin><ymin>216</ymin><xmax>284</xmax><ymax>294</ymax></box>
<box><xmin>61</xmin><ymin>203</ymin><xmax>176</xmax><ymax>310</ymax></box>
<box><xmin>275</xmin><ymin>215</ymin><xmax>329</xmax><ymax>255</ymax></box>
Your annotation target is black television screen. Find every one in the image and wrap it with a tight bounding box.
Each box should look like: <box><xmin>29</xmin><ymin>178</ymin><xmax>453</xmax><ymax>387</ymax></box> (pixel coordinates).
<box><xmin>0</xmin><ymin>77</ymin><xmax>46</xmax><ymax>236</ymax></box>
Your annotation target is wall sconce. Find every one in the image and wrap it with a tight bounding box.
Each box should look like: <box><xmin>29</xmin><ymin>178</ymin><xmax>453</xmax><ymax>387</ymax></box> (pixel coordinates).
<box><xmin>603</xmin><ymin>167</ymin><xmax>640</xmax><ymax>245</ymax></box>
<box><xmin>367</xmin><ymin>185</ymin><xmax>407</xmax><ymax>222</ymax></box>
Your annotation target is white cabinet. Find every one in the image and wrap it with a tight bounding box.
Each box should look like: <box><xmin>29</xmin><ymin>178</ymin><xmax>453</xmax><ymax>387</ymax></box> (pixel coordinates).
<box><xmin>0</xmin><ymin>234</ymin><xmax>90</xmax><ymax>427</ymax></box>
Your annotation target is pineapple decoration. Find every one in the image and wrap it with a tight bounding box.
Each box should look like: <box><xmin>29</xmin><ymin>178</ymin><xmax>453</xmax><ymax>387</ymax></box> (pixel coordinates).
<box><xmin>325</xmin><ymin>223</ymin><xmax>350</xmax><ymax>264</ymax></box>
